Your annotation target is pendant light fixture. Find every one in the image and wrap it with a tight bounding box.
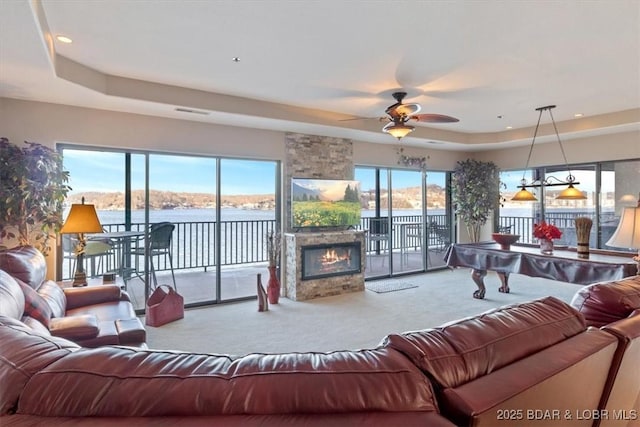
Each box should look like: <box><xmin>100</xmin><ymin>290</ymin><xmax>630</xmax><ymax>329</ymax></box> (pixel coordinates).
<box><xmin>511</xmin><ymin>105</ymin><xmax>587</xmax><ymax>202</ymax></box>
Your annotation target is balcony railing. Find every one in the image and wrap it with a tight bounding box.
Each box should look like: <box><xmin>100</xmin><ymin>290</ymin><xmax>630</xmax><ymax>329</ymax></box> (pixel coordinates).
<box><xmin>498</xmin><ymin>211</ymin><xmax>618</xmax><ymax>246</ymax></box>
<box><xmin>62</xmin><ymin>211</ymin><xmax>624</xmax><ymax>280</ymax></box>
<box><xmin>61</xmin><ymin>215</ymin><xmax>451</xmax><ymax>280</ymax></box>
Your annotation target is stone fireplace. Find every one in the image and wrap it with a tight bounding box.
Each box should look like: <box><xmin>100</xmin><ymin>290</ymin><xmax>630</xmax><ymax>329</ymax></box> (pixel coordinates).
<box><xmin>283</xmin><ymin>133</ymin><xmax>364</xmax><ymax>301</ymax></box>
<box><xmin>284</xmin><ymin>231</ymin><xmax>365</xmax><ymax>301</ymax></box>
<box><xmin>301</xmin><ymin>241</ymin><xmax>361</xmax><ymax>280</ymax></box>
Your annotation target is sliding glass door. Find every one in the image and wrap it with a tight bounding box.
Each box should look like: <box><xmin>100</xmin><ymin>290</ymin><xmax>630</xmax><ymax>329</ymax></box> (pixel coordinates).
<box><xmin>219</xmin><ymin>159</ymin><xmax>278</xmax><ymax>301</ymax></box>
<box><xmin>146</xmin><ymin>154</ymin><xmax>218</xmax><ymax>304</ymax></box>
<box><xmin>356</xmin><ymin>165</ymin><xmax>453</xmax><ymax>279</ymax></box>
<box><xmin>391</xmin><ymin>169</ymin><xmax>424</xmax><ymax>275</ymax></box>
<box><xmin>60</xmin><ymin>145</ymin><xmax>280</xmax><ymax>310</ymax></box>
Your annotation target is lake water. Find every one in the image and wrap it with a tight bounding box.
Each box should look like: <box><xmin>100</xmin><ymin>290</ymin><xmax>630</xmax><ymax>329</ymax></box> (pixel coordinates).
<box><xmin>96</xmin><ymin>207</ymin><xmax>545</xmax><ymax>225</ymax></box>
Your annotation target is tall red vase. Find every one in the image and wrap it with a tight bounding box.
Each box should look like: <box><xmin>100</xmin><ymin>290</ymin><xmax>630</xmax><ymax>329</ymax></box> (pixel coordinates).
<box><xmin>267</xmin><ymin>266</ymin><xmax>280</xmax><ymax>304</ymax></box>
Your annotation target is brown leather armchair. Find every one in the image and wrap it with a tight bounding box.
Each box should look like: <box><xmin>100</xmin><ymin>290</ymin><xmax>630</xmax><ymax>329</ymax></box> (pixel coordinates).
<box><xmin>0</xmin><ymin>245</ymin><xmax>145</xmax><ymax>347</ymax></box>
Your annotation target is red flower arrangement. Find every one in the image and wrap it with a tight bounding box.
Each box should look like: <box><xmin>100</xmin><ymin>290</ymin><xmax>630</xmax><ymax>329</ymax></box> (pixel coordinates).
<box><xmin>533</xmin><ymin>221</ymin><xmax>562</xmax><ymax>241</ymax></box>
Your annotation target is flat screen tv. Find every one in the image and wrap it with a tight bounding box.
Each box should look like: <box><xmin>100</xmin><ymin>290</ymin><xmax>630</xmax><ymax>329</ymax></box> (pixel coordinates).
<box><xmin>291</xmin><ymin>178</ymin><xmax>361</xmax><ymax>228</ymax></box>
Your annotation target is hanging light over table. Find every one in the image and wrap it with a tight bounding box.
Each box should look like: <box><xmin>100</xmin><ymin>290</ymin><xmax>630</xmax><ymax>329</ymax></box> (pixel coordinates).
<box><xmin>511</xmin><ymin>105</ymin><xmax>587</xmax><ymax>202</ymax></box>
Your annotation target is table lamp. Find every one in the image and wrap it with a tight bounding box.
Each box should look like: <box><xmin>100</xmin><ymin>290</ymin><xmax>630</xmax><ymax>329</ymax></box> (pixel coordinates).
<box><xmin>60</xmin><ymin>198</ymin><xmax>104</xmax><ymax>286</ymax></box>
<box><xmin>606</xmin><ymin>195</ymin><xmax>640</xmax><ymax>275</ymax></box>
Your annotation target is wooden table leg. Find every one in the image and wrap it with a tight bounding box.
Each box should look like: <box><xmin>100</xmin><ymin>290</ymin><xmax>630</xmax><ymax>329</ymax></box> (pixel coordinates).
<box><xmin>471</xmin><ymin>269</ymin><xmax>487</xmax><ymax>299</ymax></box>
<box><xmin>497</xmin><ymin>272</ymin><xmax>510</xmax><ymax>293</ymax></box>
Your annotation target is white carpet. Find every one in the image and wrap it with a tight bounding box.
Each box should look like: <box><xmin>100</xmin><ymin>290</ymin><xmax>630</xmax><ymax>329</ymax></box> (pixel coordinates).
<box><xmin>144</xmin><ymin>268</ymin><xmax>581</xmax><ymax>356</ymax></box>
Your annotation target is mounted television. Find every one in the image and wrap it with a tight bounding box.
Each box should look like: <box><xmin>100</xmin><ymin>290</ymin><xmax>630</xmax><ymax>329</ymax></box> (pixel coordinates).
<box><xmin>291</xmin><ymin>178</ymin><xmax>361</xmax><ymax>228</ymax></box>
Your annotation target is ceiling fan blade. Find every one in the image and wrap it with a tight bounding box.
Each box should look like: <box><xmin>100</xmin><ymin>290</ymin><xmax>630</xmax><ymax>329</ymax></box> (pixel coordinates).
<box><xmin>339</xmin><ymin>116</ymin><xmax>387</xmax><ymax>122</ymax></box>
<box><xmin>411</xmin><ymin>113</ymin><xmax>459</xmax><ymax>123</ymax></box>
<box><xmin>338</xmin><ymin>117</ymin><xmax>370</xmax><ymax>122</ymax></box>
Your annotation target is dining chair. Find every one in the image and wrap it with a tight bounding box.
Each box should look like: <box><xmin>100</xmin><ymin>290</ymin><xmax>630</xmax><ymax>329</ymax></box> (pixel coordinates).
<box><xmin>131</xmin><ymin>222</ymin><xmax>177</xmax><ymax>291</ymax></box>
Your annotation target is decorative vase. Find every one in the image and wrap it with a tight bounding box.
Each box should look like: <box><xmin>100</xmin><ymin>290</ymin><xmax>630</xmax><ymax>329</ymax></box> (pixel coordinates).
<box><xmin>539</xmin><ymin>238</ymin><xmax>554</xmax><ymax>255</ymax></box>
<box><xmin>267</xmin><ymin>266</ymin><xmax>280</xmax><ymax>304</ymax></box>
<box><xmin>257</xmin><ymin>273</ymin><xmax>268</xmax><ymax>312</ymax></box>
<box><xmin>575</xmin><ymin>217</ymin><xmax>593</xmax><ymax>259</ymax></box>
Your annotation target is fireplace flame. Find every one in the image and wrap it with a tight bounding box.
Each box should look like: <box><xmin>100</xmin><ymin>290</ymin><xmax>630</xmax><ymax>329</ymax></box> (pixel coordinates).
<box><xmin>322</xmin><ymin>248</ymin><xmax>350</xmax><ymax>265</ymax></box>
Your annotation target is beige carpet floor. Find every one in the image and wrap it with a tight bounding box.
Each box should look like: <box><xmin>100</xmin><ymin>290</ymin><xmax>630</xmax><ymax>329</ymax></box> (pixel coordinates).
<box><xmin>144</xmin><ymin>268</ymin><xmax>581</xmax><ymax>356</ymax></box>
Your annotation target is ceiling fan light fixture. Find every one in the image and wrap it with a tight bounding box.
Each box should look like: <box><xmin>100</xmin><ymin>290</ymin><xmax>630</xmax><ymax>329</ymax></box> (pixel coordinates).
<box><xmin>383</xmin><ymin>122</ymin><xmax>414</xmax><ymax>140</ymax></box>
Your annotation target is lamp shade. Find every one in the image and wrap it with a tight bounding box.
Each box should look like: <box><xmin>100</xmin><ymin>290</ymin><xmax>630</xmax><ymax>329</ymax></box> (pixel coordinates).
<box><xmin>556</xmin><ymin>184</ymin><xmax>587</xmax><ymax>200</ymax></box>
<box><xmin>60</xmin><ymin>203</ymin><xmax>103</xmax><ymax>234</ymax></box>
<box><xmin>606</xmin><ymin>206</ymin><xmax>640</xmax><ymax>249</ymax></box>
<box><xmin>511</xmin><ymin>188</ymin><xmax>538</xmax><ymax>201</ymax></box>
<box><xmin>383</xmin><ymin>122</ymin><xmax>414</xmax><ymax>139</ymax></box>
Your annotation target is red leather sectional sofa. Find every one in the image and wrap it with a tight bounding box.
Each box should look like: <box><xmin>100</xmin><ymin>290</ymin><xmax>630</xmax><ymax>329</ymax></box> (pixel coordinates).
<box><xmin>0</xmin><ymin>245</ymin><xmax>639</xmax><ymax>426</ymax></box>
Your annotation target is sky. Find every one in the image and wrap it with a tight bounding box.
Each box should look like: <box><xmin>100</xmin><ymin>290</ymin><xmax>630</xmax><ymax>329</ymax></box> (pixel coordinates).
<box><xmin>64</xmin><ymin>149</ymin><xmax>444</xmax><ymax>195</ymax></box>
<box><xmin>63</xmin><ymin>148</ymin><xmax>609</xmax><ymax>196</ymax></box>
<box><xmin>64</xmin><ymin>150</ymin><xmax>277</xmax><ymax>195</ymax></box>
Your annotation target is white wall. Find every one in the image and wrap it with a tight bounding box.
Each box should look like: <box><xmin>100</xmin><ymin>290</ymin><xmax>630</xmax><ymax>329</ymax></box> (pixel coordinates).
<box><xmin>473</xmin><ymin>130</ymin><xmax>640</xmax><ymax>169</ymax></box>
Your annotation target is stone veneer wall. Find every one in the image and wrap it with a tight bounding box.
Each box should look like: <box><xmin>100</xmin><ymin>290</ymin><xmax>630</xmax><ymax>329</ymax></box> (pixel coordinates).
<box><xmin>284</xmin><ymin>231</ymin><xmax>365</xmax><ymax>301</ymax></box>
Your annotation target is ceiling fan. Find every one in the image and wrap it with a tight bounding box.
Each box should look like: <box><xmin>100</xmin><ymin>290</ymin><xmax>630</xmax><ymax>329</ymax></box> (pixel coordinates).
<box><xmin>381</xmin><ymin>91</ymin><xmax>459</xmax><ymax>140</ymax></box>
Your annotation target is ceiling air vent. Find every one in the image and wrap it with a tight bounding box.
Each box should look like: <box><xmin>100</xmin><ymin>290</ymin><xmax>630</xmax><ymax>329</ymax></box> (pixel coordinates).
<box><xmin>175</xmin><ymin>107</ymin><xmax>210</xmax><ymax>115</ymax></box>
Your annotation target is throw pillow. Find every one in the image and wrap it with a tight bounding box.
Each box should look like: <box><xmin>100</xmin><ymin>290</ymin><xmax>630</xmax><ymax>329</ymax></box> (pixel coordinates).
<box><xmin>17</xmin><ymin>280</ymin><xmax>53</xmax><ymax>328</ymax></box>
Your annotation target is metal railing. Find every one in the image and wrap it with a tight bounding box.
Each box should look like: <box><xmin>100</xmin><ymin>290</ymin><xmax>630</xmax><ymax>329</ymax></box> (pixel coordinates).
<box><xmin>498</xmin><ymin>211</ymin><xmax>618</xmax><ymax>246</ymax></box>
<box><xmin>61</xmin><ymin>215</ymin><xmax>451</xmax><ymax>280</ymax></box>
<box><xmin>360</xmin><ymin>215</ymin><xmax>450</xmax><ymax>251</ymax></box>
<box><xmin>63</xmin><ymin>211</ymin><xmax>624</xmax><ymax>280</ymax></box>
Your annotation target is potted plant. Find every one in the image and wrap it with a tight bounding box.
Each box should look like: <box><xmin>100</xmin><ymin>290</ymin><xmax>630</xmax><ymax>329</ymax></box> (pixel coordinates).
<box><xmin>0</xmin><ymin>138</ymin><xmax>70</xmax><ymax>255</ymax></box>
<box><xmin>451</xmin><ymin>159</ymin><xmax>502</xmax><ymax>243</ymax></box>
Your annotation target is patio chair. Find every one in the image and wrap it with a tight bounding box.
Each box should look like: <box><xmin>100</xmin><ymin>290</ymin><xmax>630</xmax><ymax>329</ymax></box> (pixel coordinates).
<box><xmin>428</xmin><ymin>221</ymin><xmax>450</xmax><ymax>252</ymax></box>
<box><xmin>367</xmin><ymin>217</ymin><xmax>390</xmax><ymax>268</ymax></box>
<box><xmin>131</xmin><ymin>222</ymin><xmax>177</xmax><ymax>291</ymax></box>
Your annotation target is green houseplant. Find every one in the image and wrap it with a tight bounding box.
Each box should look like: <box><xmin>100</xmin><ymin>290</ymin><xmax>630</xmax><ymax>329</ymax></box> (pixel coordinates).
<box><xmin>0</xmin><ymin>137</ymin><xmax>70</xmax><ymax>255</ymax></box>
<box><xmin>451</xmin><ymin>159</ymin><xmax>502</xmax><ymax>243</ymax></box>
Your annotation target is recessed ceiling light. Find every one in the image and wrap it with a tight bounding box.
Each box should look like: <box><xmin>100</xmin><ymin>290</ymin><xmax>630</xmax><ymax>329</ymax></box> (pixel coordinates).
<box><xmin>506</xmin><ymin>126</ymin><xmax>513</xmax><ymax>130</ymax></box>
<box><xmin>56</xmin><ymin>35</ymin><xmax>73</xmax><ymax>44</ymax></box>
<box><xmin>574</xmin><ymin>113</ymin><xmax>584</xmax><ymax>118</ymax></box>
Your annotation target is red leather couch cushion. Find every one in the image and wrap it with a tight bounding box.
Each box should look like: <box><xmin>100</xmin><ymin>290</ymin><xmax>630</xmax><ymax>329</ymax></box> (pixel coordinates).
<box><xmin>0</xmin><ymin>316</ymin><xmax>79</xmax><ymax>415</ymax></box>
<box><xmin>0</xmin><ymin>270</ymin><xmax>25</xmax><ymax>319</ymax></box>
<box><xmin>0</xmin><ymin>246</ymin><xmax>47</xmax><ymax>290</ymax></box>
<box><xmin>383</xmin><ymin>296</ymin><xmax>586</xmax><ymax>389</ymax></box>
<box><xmin>13</xmin><ymin>341</ymin><xmax>438</xmax><ymax>418</ymax></box>
<box><xmin>571</xmin><ymin>276</ymin><xmax>640</xmax><ymax>327</ymax></box>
